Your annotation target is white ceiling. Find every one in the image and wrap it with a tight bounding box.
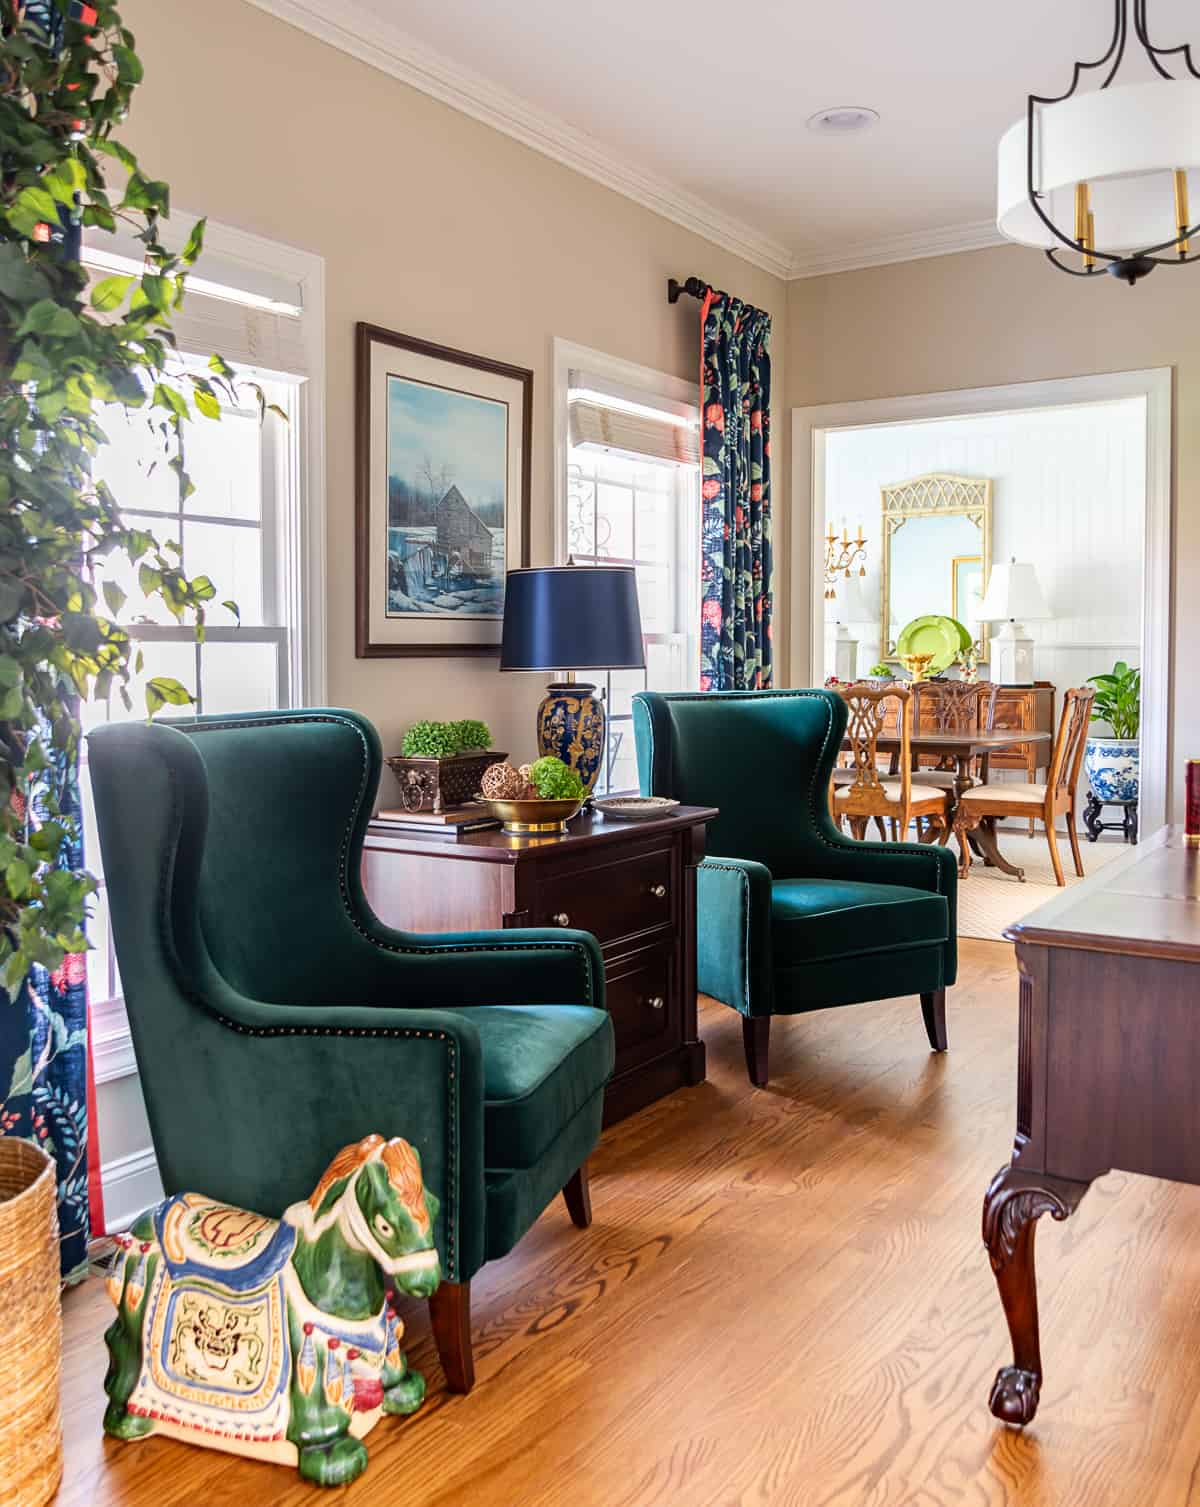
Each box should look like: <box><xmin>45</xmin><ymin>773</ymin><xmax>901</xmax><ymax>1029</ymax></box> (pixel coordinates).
<box><xmin>249</xmin><ymin>0</ymin><xmax>1198</xmax><ymax>277</ymax></box>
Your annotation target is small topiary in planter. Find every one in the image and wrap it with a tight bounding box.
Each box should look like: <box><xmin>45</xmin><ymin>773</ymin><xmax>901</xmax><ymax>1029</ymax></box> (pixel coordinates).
<box><xmin>385</xmin><ymin>720</ymin><xmax>505</xmax><ymax>813</ymax></box>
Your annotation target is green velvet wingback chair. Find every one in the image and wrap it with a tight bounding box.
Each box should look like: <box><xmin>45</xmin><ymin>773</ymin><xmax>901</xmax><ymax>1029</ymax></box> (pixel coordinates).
<box><xmin>633</xmin><ymin>689</ymin><xmax>956</xmax><ymax>1086</ymax></box>
<box><xmin>88</xmin><ymin>708</ymin><xmax>614</xmax><ymax>1393</ymax></box>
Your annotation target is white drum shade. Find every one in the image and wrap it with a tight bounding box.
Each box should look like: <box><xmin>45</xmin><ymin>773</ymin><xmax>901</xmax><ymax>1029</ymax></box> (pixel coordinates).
<box><xmin>997</xmin><ymin>77</ymin><xmax>1200</xmax><ymax>251</ymax></box>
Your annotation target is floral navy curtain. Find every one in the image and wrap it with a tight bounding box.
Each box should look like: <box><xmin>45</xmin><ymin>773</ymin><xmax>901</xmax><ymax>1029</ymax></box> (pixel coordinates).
<box><xmin>699</xmin><ymin>291</ymin><xmax>772</xmax><ymax>691</ymax></box>
<box><xmin>0</xmin><ymin>748</ymin><xmax>93</xmax><ymax>1282</ymax></box>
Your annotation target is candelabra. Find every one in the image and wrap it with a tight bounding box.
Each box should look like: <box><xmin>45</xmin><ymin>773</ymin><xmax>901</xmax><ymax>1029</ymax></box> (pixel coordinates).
<box><xmin>824</xmin><ymin>523</ymin><xmax>868</xmax><ymax>601</ymax></box>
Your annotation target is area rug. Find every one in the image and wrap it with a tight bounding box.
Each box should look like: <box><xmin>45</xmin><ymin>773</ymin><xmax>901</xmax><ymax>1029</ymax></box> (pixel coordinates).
<box><xmin>953</xmin><ymin>833</ymin><xmax>1128</xmax><ymax>942</ymax></box>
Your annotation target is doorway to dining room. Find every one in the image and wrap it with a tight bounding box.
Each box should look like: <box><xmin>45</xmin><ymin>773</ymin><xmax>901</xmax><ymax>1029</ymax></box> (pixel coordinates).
<box><xmin>792</xmin><ymin>369</ymin><xmax>1170</xmax><ymax>937</ymax></box>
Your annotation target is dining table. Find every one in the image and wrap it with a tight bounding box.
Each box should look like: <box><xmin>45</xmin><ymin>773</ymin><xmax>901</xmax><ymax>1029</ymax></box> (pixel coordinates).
<box><xmin>841</xmin><ymin>728</ymin><xmax>1052</xmax><ymax>878</ymax></box>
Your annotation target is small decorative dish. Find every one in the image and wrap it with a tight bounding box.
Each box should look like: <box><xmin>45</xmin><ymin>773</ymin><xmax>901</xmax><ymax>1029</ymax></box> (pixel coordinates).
<box><xmin>480</xmin><ymin>797</ymin><xmax>584</xmax><ymax>836</ymax></box>
<box><xmin>593</xmin><ymin>796</ymin><xmax>680</xmax><ymax>821</ymax></box>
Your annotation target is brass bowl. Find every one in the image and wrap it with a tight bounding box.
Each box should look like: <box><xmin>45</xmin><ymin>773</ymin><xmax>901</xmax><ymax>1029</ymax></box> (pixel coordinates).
<box><xmin>480</xmin><ymin>797</ymin><xmax>584</xmax><ymax>835</ymax></box>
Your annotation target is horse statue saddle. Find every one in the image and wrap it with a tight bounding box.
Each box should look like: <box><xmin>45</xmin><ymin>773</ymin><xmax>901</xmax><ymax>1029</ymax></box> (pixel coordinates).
<box><xmin>155</xmin><ymin>1194</ymin><xmax>297</xmax><ymax>1290</ymax></box>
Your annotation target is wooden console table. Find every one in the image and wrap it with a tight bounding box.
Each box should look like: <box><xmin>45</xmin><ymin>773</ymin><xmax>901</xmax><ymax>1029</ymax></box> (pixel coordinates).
<box><xmin>362</xmin><ymin>805</ymin><xmax>718</xmax><ymax>1126</ymax></box>
<box><xmin>984</xmin><ymin>826</ymin><xmax>1200</xmax><ymax>1424</ymax></box>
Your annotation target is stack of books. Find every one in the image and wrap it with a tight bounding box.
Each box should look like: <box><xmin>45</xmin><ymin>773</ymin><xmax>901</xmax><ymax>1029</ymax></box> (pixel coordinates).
<box><xmin>374</xmin><ymin>802</ymin><xmax>500</xmax><ymax>837</ymax></box>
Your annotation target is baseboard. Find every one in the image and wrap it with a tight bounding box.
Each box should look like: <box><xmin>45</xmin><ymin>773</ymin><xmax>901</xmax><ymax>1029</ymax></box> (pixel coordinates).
<box><xmin>100</xmin><ymin>1145</ymin><xmax>162</xmax><ymax>1232</ymax></box>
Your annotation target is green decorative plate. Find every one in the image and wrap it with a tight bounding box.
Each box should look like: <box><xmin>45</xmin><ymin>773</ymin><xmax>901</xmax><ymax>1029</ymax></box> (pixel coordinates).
<box><xmin>895</xmin><ymin>615</ymin><xmax>962</xmax><ymax>675</ymax></box>
<box><xmin>946</xmin><ymin>616</ymin><xmax>974</xmax><ymax>652</ymax></box>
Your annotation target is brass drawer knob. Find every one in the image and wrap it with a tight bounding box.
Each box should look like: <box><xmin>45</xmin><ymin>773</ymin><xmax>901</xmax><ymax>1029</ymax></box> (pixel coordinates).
<box><xmin>552</xmin><ymin>912</ymin><xmax>570</xmax><ymax>926</ymax></box>
<box><xmin>650</xmin><ymin>884</ymin><xmax>667</xmax><ymax>898</ymax></box>
<box><xmin>648</xmin><ymin>995</ymin><xmax>665</xmax><ymax>1010</ymax></box>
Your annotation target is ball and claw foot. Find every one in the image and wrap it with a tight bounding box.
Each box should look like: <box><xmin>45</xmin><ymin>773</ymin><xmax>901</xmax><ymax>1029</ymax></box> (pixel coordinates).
<box><xmin>989</xmin><ymin>1364</ymin><xmax>1041</xmax><ymax>1425</ymax></box>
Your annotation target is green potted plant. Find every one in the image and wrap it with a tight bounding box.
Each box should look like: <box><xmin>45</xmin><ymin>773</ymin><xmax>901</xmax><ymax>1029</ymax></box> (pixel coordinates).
<box><xmin>1084</xmin><ymin>660</ymin><xmax>1141</xmax><ymax>804</ymax></box>
<box><xmin>2</xmin><ymin>0</ymin><xmax>251</xmax><ymax>1496</ymax></box>
<box><xmin>866</xmin><ymin>662</ymin><xmax>894</xmax><ymax>684</ymax></box>
<box><xmin>385</xmin><ymin>719</ymin><xmax>506</xmax><ymax>812</ymax></box>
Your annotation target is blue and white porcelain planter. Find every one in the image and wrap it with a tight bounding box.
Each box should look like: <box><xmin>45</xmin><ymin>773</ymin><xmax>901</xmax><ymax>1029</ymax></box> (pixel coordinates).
<box><xmin>1084</xmin><ymin>736</ymin><xmax>1139</xmax><ymax>803</ymax></box>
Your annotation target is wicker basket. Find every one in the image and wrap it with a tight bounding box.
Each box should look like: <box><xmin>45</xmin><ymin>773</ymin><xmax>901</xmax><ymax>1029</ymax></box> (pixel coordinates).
<box><xmin>0</xmin><ymin>1139</ymin><xmax>63</xmax><ymax>1507</ymax></box>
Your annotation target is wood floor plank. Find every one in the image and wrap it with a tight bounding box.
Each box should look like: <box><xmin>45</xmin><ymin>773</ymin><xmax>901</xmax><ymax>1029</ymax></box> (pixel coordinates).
<box><xmin>58</xmin><ymin>939</ymin><xmax>1200</xmax><ymax>1506</ymax></box>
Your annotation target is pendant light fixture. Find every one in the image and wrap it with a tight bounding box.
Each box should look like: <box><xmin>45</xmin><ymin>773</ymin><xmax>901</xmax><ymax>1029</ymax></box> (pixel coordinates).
<box><xmin>997</xmin><ymin>0</ymin><xmax>1200</xmax><ymax>284</ymax></box>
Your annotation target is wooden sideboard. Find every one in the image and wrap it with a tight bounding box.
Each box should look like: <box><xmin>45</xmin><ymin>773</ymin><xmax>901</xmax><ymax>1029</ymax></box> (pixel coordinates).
<box><xmin>361</xmin><ymin>805</ymin><xmax>718</xmax><ymax>1126</ymax></box>
<box><xmin>879</xmin><ymin>680</ymin><xmax>1055</xmax><ymax>782</ymax></box>
<box><xmin>983</xmin><ymin>826</ymin><xmax>1200</xmax><ymax>1425</ymax></box>
<box><xmin>988</xmin><ymin>683</ymin><xmax>1056</xmax><ymax>779</ymax></box>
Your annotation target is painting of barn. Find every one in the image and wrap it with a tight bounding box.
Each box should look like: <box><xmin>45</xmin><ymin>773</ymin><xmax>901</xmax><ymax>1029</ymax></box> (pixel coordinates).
<box><xmin>384</xmin><ymin>373</ymin><xmax>508</xmax><ymax>619</ymax></box>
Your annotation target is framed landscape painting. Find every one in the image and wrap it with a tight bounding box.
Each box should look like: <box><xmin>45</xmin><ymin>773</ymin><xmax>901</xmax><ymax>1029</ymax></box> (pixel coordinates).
<box><xmin>355</xmin><ymin>323</ymin><xmax>531</xmax><ymax>657</ymax></box>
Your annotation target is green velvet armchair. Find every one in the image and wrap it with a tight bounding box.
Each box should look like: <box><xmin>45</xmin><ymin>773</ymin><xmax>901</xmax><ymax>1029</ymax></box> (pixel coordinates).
<box><xmin>633</xmin><ymin>689</ymin><xmax>956</xmax><ymax>1086</ymax></box>
<box><xmin>88</xmin><ymin>708</ymin><xmax>614</xmax><ymax>1393</ymax></box>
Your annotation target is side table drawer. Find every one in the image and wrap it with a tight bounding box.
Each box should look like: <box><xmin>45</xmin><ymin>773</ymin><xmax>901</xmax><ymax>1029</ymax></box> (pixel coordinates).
<box><xmin>533</xmin><ymin>843</ymin><xmax>675</xmax><ymax>946</ymax></box>
<box><xmin>606</xmin><ymin>944</ymin><xmax>674</xmax><ymax>1069</ymax></box>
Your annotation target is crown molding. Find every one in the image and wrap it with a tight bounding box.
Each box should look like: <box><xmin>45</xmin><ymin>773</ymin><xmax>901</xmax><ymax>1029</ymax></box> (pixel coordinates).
<box><xmin>242</xmin><ymin>0</ymin><xmax>796</xmax><ymax>280</ymax></box>
<box><xmin>788</xmin><ymin>219</ymin><xmax>1007</xmax><ymax>279</ymax></box>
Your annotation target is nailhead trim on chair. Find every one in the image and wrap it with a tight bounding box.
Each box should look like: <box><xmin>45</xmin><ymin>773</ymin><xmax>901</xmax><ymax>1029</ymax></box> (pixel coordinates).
<box><xmin>187</xmin><ymin>712</ymin><xmax>597</xmax><ymax>1001</ymax></box>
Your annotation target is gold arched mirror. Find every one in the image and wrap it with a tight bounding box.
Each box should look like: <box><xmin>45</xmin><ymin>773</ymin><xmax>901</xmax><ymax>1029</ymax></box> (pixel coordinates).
<box><xmin>880</xmin><ymin>473</ymin><xmax>993</xmax><ymax>659</ymax></box>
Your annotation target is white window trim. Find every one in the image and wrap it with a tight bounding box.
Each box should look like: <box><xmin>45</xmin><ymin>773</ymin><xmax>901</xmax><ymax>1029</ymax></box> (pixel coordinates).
<box><xmin>93</xmin><ymin>221</ymin><xmax>326</xmax><ymax>1091</ymax></box>
<box><xmin>791</xmin><ymin>367</ymin><xmax>1172</xmax><ymax>837</ymax></box>
<box><xmin>551</xmin><ymin>337</ymin><xmax>699</xmax><ymax>568</ymax></box>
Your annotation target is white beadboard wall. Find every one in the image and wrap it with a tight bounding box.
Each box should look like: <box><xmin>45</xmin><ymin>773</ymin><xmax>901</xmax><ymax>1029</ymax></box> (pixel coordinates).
<box><xmin>822</xmin><ymin>398</ymin><xmax>1145</xmax><ymax>824</ymax></box>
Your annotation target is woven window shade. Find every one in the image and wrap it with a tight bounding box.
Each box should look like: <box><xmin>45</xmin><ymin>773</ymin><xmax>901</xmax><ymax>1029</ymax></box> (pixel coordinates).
<box><xmin>82</xmin><ymin>228</ymin><xmax>309</xmax><ymax>376</ymax></box>
<box><xmin>568</xmin><ymin>369</ymin><xmax>699</xmax><ymax>466</ymax></box>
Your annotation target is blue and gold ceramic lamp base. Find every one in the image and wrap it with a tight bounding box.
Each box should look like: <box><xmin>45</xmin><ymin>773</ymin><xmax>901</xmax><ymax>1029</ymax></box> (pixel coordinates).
<box><xmin>537</xmin><ymin>676</ymin><xmax>606</xmax><ymax>794</ymax></box>
<box><xmin>500</xmin><ymin>564</ymin><xmax>646</xmax><ymax>798</ymax></box>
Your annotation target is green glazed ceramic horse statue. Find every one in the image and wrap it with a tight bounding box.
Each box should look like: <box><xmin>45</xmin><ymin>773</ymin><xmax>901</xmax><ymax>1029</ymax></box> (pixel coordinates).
<box><xmin>102</xmin><ymin>1134</ymin><xmax>441</xmax><ymax>1487</ymax></box>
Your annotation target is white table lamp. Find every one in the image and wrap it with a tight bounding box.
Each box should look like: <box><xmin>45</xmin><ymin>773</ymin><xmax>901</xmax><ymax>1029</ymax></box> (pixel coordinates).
<box><xmin>978</xmin><ymin>559</ymin><xmax>1051</xmax><ymax>686</ymax></box>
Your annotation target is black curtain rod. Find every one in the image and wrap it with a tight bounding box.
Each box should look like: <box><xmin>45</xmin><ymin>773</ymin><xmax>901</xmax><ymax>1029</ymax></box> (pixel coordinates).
<box><xmin>667</xmin><ymin>276</ymin><xmax>708</xmax><ymax>304</ymax></box>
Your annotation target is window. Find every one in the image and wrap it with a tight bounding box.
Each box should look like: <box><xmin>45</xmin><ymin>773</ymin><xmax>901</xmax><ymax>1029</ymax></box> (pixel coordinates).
<box><xmin>560</xmin><ymin>358</ymin><xmax>701</xmax><ymax>794</ymax></box>
<box><xmin>78</xmin><ymin>220</ymin><xmax>325</xmax><ymax>1058</ymax></box>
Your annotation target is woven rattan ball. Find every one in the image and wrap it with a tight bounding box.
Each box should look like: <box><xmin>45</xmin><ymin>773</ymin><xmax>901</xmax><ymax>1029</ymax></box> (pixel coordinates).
<box><xmin>481</xmin><ymin>761</ymin><xmax>525</xmax><ymax>799</ymax></box>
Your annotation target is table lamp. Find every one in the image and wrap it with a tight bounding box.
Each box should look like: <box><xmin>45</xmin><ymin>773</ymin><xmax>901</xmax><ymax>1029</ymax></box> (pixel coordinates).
<box><xmin>500</xmin><ymin>564</ymin><xmax>645</xmax><ymax>793</ymax></box>
<box><xmin>978</xmin><ymin>558</ymin><xmax>1051</xmax><ymax>686</ymax></box>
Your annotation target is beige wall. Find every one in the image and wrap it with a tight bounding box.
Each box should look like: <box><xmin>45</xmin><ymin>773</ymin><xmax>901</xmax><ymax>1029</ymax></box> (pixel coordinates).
<box><xmin>119</xmin><ymin>0</ymin><xmax>788</xmax><ymax>781</ymax></box>
<box><xmin>788</xmin><ymin>243</ymin><xmax>1185</xmax><ymax>814</ymax></box>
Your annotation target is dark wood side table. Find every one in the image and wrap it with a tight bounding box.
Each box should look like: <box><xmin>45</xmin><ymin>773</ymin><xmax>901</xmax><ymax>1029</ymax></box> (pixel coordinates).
<box><xmin>984</xmin><ymin>826</ymin><xmax>1200</xmax><ymax>1425</ymax></box>
<box><xmin>361</xmin><ymin>805</ymin><xmax>718</xmax><ymax>1126</ymax></box>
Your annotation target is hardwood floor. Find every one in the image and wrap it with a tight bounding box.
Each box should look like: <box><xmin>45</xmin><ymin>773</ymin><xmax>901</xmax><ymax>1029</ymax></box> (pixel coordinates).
<box><xmin>61</xmin><ymin>939</ymin><xmax>1200</xmax><ymax>1506</ymax></box>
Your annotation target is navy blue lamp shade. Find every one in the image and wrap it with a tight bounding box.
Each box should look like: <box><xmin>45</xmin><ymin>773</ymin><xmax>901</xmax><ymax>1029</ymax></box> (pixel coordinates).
<box><xmin>500</xmin><ymin>566</ymin><xmax>645</xmax><ymax>672</ymax></box>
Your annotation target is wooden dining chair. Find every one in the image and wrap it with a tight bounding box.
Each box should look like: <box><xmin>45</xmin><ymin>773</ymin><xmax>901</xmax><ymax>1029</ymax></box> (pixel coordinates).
<box><xmin>832</xmin><ymin>684</ymin><xmax>952</xmax><ymax>846</ymax></box>
<box><xmin>914</xmin><ymin>680</ymin><xmax>999</xmax><ymax>787</ymax></box>
<box><xmin>952</xmin><ymin>687</ymin><xmax>1095</xmax><ymax>886</ymax></box>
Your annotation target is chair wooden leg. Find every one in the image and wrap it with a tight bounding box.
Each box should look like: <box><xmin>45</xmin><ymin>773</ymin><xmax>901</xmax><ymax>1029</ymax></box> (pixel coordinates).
<box><xmin>1044</xmin><ymin>821</ymin><xmax>1066</xmax><ymax>887</ymax></box>
<box><xmin>429</xmin><ymin>1281</ymin><xmax>474</xmax><ymax>1394</ymax></box>
<box><xmin>562</xmin><ymin>1163</ymin><xmax>592</xmax><ymax>1228</ymax></box>
<box><xmin>742</xmin><ymin>1016</ymin><xmax>770</xmax><ymax>1087</ymax></box>
<box><xmin>921</xmin><ymin>989</ymin><xmax>948</xmax><ymax>1052</ymax></box>
<box><xmin>1066</xmin><ymin>813</ymin><xmax>1085</xmax><ymax>878</ymax></box>
<box><xmin>874</xmin><ymin>816</ymin><xmax>888</xmax><ymax>841</ymax></box>
<box><xmin>848</xmin><ymin>817</ymin><xmax>867</xmax><ymax>842</ymax></box>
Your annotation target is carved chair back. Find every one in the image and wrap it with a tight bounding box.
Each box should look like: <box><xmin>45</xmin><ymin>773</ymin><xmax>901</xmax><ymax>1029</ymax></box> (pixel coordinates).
<box><xmin>1048</xmin><ymin>687</ymin><xmax>1096</xmax><ymax>804</ymax></box>
<box><xmin>835</xmin><ymin>682</ymin><xmax>912</xmax><ymax>820</ymax></box>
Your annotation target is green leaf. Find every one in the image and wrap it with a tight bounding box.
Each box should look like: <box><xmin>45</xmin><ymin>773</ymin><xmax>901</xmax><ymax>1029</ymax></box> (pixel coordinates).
<box><xmin>7</xmin><ymin>1046</ymin><xmax>34</xmax><ymax>1101</ymax></box>
<box><xmin>90</xmin><ymin>274</ymin><xmax>134</xmax><ymax>312</ymax></box>
<box><xmin>146</xmin><ymin>676</ymin><xmax>194</xmax><ymax>707</ymax></box>
<box><xmin>192</xmin><ymin>386</ymin><xmax>220</xmax><ymax>420</ymax></box>
<box><xmin>102</xmin><ymin>581</ymin><xmax>126</xmax><ymax>617</ymax></box>
<box><xmin>15</xmin><ymin>299</ymin><xmax>81</xmax><ymax>339</ymax></box>
<box><xmin>112</xmin><ymin>44</ymin><xmax>144</xmax><ymax>85</ymax></box>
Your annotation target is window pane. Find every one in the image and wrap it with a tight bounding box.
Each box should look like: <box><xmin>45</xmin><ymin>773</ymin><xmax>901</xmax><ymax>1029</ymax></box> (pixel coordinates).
<box><xmin>183</xmin><ymin>409</ymin><xmax>262</xmax><ymax>520</ymax></box>
<box><xmin>606</xmin><ymin>719</ymin><xmax>639</xmax><ymax>795</ymax></box>
<box><xmin>92</xmin><ymin>544</ymin><xmax>178</xmax><ymax>627</ymax></box>
<box><xmin>119</xmin><ymin>639</ymin><xmax>199</xmax><ymax>722</ymax></box>
<box><xmin>200</xmin><ymin>640</ymin><xmax>279</xmax><ymax>715</ymax></box>
<box><xmin>636</xmin><ymin>564</ymin><xmax>669</xmax><ymax>634</ymax></box>
<box><xmin>595</xmin><ymin>483</ymin><xmax>633</xmax><ymax>559</ymax></box>
<box><xmin>608</xmin><ymin>668</ymin><xmax>647</xmax><ymax>719</ymax></box>
<box><xmin>182</xmin><ymin>521</ymin><xmax>264</xmax><ymax>625</ymax></box>
<box><xmin>93</xmin><ymin>402</ymin><xmax>178</xmax><ymax>516</ymax></box>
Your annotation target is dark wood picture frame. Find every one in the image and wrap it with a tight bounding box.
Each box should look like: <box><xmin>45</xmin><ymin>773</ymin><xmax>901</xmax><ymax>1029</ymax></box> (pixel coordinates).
<box><xmin>354</xmin><ymin>322</ymin><xmax>533</xmax><ymax>658</ymax></box>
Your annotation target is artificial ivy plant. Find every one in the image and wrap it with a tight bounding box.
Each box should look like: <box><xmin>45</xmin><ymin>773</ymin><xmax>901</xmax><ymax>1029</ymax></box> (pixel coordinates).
<box><xmin>0</xmin><ymin>0</ymin><xmax>257</xmax><ymax>992</ymax></box>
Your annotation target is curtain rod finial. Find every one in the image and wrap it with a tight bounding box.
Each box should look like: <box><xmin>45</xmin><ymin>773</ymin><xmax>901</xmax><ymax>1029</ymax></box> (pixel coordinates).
<box><xmin>667</xmin><ymin>276</ymin><xmax>707</xmax><ymax>305</ymax></box>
